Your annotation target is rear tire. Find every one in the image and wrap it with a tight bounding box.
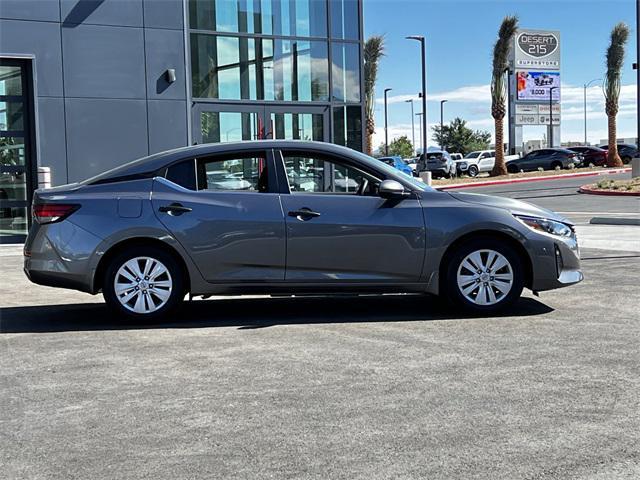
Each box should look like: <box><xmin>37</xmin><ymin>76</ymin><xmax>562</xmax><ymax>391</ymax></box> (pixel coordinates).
<box><xmin>551</xmin><ymin>161</ymin><xmax>563</xmax><ymax>170</ymax></box>
<box><xmin>103</xmin><ymin>246</ymin><xmax>185</xmax><ymax>320</ymax></box>
<box><xmin>443</xmin><ymin>237</ymin><xmax>525</xmax><ymax>313</ymax></box>
<box><xmin>507</xmin><ymin>164</ymin><xmax>519</xmax><ymax>174</ymax></box>
<box><xmin>468</xmin><ymin>165</ymin><xmax>479</xmax><ymax>177</ymax></box>
<box><xmin>622</xmin><ymin>156</ymin><xmax>631</xmax><ymax>165</ymax></box>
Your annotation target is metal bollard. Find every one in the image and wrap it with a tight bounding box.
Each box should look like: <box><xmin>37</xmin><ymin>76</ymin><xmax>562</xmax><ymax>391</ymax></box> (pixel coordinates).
<box><xmin>419</xmin><ymin>171</ymin><xmax>432</xmax><ymax>186</ymax></box>
<box><xmin>632</xmin><ymin>158</ymin><xmax>640</xmax><ymax>178</ymax></box>
<box><xmin>37</xmin><ymin>166</ymin><xmax>51</xmax><ymax>190</ymax></box>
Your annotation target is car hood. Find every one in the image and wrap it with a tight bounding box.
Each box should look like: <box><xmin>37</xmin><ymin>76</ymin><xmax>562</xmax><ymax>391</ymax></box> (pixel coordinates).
<box><xmin>447</xmin><ymin>191</ymin><xmax>572</xmax><ymax>225</ymax></box>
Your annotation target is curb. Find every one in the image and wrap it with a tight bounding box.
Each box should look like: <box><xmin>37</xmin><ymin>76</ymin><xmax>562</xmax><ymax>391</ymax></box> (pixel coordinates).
<box><xmin>435</xmin><ymin>168</ymin><xmax>631</xmax><ymax>190</ymax></box>
<box><xmin>578</xmin><ymin>184</ymin><xmax>640</xmax><ymax>197</ymax></box>
<box><xmin>589</xmin><ymin>217</ymin><xmax>640</xmax><ymax>226</ymax></box>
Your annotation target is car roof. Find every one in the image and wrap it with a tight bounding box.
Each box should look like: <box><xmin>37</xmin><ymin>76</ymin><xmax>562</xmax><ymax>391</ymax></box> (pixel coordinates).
<box><xmin>84</xmin><ymin>140</ymin><xmax>364</xmax><ymax>185</ymax></box>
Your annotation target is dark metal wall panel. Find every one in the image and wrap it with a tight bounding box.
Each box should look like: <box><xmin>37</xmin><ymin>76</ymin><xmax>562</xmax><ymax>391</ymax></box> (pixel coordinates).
<box><xmin>36</xmin><ymin>97</ymin><xmax>68</xmax><ymax>185</ymax></box>
<box><xmin>145</xmin><ymin>28</ymin><xmax>187</xmax><ymax>100</ymax></box>
<box><xmin>0</xmin><ymin>0</ymin><xmax>61</xmax><ymax>22</ymax></box>
<box><xmin>143</xmin><ymin>0</ymin><xmax>184</xmax><ymax>30</ymax></box>
<box><xmin>65</xmin><ymin>98</ymin><xmax>149</xmax><ymax>182</ymax></box>
<box><xmin>60</xmin><ymin>0</ymin><xmax>143</xmax><ymax>27</ymax></box>
<box><xmin>148</xmin><ymin>100</ymin><xmax>188</xmax><ymax>154</ymax></box>
<box><xmin>0</xmin><ymin>19</ymin><xmax>64</xmax><ymax>97</ymax></box>
<box><xmin>61</xmin><ymin>24</ymin><xmax>146</xmax><ymax>99</ymax></box>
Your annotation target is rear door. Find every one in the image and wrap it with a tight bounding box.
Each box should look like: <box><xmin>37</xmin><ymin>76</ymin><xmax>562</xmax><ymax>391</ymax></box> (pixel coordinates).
<box><xmin>152</xmin><ymin>150</ymin><xmax>286</xmax><ymax>282</ymax></box>
<box><xmin>276</xmin><ymin>149</ymin><xmax>426</xmax><ymax>282</ymax></box>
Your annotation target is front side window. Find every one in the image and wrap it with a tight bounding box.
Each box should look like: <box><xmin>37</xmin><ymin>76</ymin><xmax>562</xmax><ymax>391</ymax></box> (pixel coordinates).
<box><xmin>283</xmin><ymin>153</ymin><xmax>378</xmax><ymax>195</ymax></box>
<box><xmin>197</xmin><ymin>153</ymin><xmax>269</xmax><ymax>192</ymax></box>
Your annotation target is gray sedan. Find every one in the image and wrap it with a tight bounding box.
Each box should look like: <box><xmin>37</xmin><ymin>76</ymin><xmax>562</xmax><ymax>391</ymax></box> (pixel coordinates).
<box><xmin>24</xmin><ymin>141</ymin><xmax>582</xmax><ymax>319</ymax></box>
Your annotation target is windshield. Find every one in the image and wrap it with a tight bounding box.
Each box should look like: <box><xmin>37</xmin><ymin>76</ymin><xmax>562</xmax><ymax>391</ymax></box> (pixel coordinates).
<box><xmin>464</xmin><ymin>152</ymin><xmax>481</xmax><ymax>159</ymax></box>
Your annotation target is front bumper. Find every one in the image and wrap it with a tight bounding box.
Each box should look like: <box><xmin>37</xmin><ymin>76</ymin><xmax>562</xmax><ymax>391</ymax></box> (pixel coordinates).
<box><xmin>528</xmin><ymin>230</ymin><xmax>583</xmax><ymax>292</ymax></box>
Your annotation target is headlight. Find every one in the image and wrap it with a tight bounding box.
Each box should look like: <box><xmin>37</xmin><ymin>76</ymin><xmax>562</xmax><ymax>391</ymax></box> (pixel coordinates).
<box><xmin>514</xmin><ymin>215</ymin><xmax>574</xmax><ymax>238</ymax></box>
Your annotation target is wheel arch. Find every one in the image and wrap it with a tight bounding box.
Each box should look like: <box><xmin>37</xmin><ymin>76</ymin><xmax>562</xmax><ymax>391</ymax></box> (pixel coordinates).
<box><xmin>92</xmin><ymin>237</ymin><xmax>191</xmax><ymax>294</ymax></box>
<box><xmin>438</xmin><ymin>230</ymin><xmax>533</xmax><ymax>292</ymax></box>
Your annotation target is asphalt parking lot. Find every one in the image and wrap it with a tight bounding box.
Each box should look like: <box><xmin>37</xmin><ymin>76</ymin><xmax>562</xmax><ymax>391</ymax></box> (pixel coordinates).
<box><xmin>1</xmin><ymin>174</ymin><xmax>639</xmax><ymax>479</ymax></box>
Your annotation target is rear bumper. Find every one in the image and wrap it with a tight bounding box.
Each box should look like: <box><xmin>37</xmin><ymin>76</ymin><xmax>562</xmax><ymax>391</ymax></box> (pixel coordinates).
<box><xmin>24</xmin><ymin>266</ymin><xmax>93</xmax><ymax>293</ymax></box>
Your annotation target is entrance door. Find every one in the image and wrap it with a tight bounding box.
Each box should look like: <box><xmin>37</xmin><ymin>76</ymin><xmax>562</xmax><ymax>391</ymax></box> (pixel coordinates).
<box><xmin>0</xmin><ymin>59</ymin><xmax>36</xmax><ymax>244</ymax></box>
<box><xmin>192</xmin><ymin>104</ymin><xmax>329</xmax><ymax>145</ymax></box>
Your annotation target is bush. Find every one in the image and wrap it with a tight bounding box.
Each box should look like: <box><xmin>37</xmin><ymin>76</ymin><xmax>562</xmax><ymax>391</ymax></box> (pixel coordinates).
<box><xmin>554</xmin><ymin>165</ymin><xmax>561</xmax><ymax>171</ymax></box>
<box><xmin>537</xmin><ymin>167</ymin><xmax>544</xmax><ymax>172</ymax></box>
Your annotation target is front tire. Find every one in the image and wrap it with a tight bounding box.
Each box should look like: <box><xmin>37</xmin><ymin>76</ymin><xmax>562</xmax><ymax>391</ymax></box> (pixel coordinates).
<box><xmin>444</xmin><ymin>238</ymin><xmax>524</xmax><ymax>313</ymax></box>
<box><xmin>103</xmin><ymin>246</ymin><xmax>185</xmax><ymax>320</ymax></box>
<box><xmin>468</xmin><ymin>165</ymin><xmax>479</xmax><ymax>177</ymax></box>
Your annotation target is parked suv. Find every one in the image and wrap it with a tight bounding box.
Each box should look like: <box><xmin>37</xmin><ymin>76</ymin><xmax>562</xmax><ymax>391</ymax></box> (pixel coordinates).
<box><xmin>507</xmin><ymin>148</ymin><xmax>582</xmax><ymax>173</ymax></box>
<box><xmin>417</xmin><ymin>150</ymin><xmax>456</xmax><ymax>178</ymax></box>
<box><xmin>567</xmin><ymin>146</ymin><xmax>608</xmax><ymax>167</ymax></box>
<box><xmin>598</xmin><ymin>144</ymin><xmax>638</xmax><ymax>164</ymax></box>
<box><xmin>456</xmin><ymin>150</ymin><xmax>520</xmax><ymax>177</ymax></box>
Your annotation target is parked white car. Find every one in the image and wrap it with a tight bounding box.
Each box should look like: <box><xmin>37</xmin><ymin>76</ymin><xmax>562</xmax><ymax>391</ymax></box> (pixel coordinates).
<box><xmin>455</xmin><ymin>150</ymin><xmax>520</xmax><ymax>177</ymax></box>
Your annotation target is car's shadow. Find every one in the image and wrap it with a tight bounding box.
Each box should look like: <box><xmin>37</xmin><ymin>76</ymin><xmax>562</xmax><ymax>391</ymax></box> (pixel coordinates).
<box><xmin>0</xmin><ymin>295</ymin><xmax>554</xmax><ymax>334</ymax></box>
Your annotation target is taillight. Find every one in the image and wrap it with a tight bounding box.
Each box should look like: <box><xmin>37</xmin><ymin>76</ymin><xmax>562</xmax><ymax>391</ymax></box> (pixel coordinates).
<box><xmin>32</xmin><ymin>203</ymin><xmax>79</xmax><ymax>224</ymax></box>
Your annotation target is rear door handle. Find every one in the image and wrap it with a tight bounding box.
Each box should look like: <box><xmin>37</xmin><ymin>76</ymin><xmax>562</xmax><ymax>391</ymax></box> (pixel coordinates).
<box><xmin>159</xmin><ymin>203</ymin><xmax>192</xmax><ymax>216</ymax></box>
<box><xmin>288</xmin><ymin>208</ymin><xmax>321</xmax><ymax>220</ymax></box>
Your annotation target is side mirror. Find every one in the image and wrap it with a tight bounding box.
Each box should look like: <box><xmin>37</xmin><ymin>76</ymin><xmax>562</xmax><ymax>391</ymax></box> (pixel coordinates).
<box><xmin>379</xmin><ymin>179</ymin><xmax>409</xmax><ymax>199</ymax></box>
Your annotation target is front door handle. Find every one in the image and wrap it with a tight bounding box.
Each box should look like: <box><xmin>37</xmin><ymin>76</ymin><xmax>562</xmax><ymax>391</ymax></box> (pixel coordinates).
<box><xmin>288</xmin><ymin>208</ymin><xmax>321</xmax><ymax>220</ymax></box>
<box><xmin>159</xmin><ymin>203</ymin><xmax>192</xmax><ymax>216</ymax></box>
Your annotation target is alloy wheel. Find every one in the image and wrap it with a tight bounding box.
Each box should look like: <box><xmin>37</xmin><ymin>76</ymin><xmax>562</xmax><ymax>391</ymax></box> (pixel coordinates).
<box><xmin>114</xmin><ymin>257</ymin><xmax>173</xmax><ymax>314</ymax></box>
<box><xmin>456</xmin><ymin>249</ymin><xmax>514</xmax><ymax>306</ymax></box>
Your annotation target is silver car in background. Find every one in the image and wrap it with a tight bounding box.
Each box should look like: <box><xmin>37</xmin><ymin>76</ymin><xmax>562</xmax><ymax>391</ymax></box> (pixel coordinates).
<box><xmin>24</xmin><ymin>141</ymin><xmax>582</xmax><ymax>319</ymax></box>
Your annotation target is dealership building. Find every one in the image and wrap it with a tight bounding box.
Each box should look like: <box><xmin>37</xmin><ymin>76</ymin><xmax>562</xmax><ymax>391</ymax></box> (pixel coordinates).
<box><xmin>0</xmin><ymin>0</ymin><xmax>365</xmax><ymax>242</ymax></box>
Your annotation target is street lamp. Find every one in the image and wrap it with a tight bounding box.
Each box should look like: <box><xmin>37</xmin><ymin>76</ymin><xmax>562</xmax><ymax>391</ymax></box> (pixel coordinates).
<box><xmin>583</xmin><ymin>78</ymin><xmax>601</xmax><ymax>145</ymax></box>
<box><xmin>405</xmin><ymin>99</ymin><xmax>415</xmax><ymax>154</ymax></box>
<box><xmin>406</xmin><ymin>35</ymin><xmax>427</xmax><ymax>159</ymax></box>
<box><xmin>415</xmin><ymin>112</ymin><xmax>424</xmax><ymax>153</ymax></box>
<box><xmin>548</xmin><ymin>86</ymin><xmax>559</xmax><ymax>148</ymax></box>
<box><xmin>440</xmin><ymin>99</ymin><xmax>448</xmax><ymax>150</ymax></box>
<box><xmin>384</xmin><ymin>87</ymin><xmax>392</xmax><ymax>155</ymax></box>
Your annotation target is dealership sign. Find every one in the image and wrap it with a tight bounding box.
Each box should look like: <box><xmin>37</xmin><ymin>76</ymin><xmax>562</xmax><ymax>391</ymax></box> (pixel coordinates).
<box><xmin>514</xmin><ymin>29</ymin><xmax>560</xmax><ymax>70</ymax></box>
<box><xmin>516</xmin><ymin>71</ymin><xmax>561</xmax><ymax>101</ymax></box>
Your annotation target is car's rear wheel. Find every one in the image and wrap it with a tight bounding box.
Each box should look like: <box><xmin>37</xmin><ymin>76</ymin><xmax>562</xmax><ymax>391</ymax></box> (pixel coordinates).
<box><xmin>103</xmin><ymin>246</ymin><xmax>185</xmax><ymax>320</ymax></box>
<box><xmin>468</xmin><ymin>165</ymin><xmax>479</xmax><ymax>177</ymax></box>
<box><xmin>444</xmin><ymin>238</ymin><xmax>524</xmax><ymax>313</ymax></box>
<box><xmin>551</xmin><ymin>161</ymin><xmax>563</xmax><ymax>170</ymax></box>
<box><xmin>507</xmin><ymin>164</ymin><xmax>519</xmax><ymax>174</ymax></box>
<box><xmin>622</xmin><ymin>155</ymin><xmax>631</xmax><ymax>164</ymax></box>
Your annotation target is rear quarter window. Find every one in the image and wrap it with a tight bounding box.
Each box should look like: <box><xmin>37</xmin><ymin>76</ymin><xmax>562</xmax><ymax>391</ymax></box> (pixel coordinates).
<box><xmin>165</xmin><ymin>160</ymin><xmax>196</xmax><ymax>190</ymax></box>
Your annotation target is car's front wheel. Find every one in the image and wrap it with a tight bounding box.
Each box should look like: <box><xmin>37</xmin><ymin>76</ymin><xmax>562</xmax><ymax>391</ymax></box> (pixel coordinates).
<box><xmin>103</xmin><ymin>246</ymin><xmax>185</xmax><ymax>320</ymax></box>
<box><xmin>444</xmin><ymin>238</ymin><xmax>524</xmax><ymax>312</ymax></box>
<box><xmin>468</xmin><ymin>165</ymin><xmax>479</xmax><ymax>177</ymax></box>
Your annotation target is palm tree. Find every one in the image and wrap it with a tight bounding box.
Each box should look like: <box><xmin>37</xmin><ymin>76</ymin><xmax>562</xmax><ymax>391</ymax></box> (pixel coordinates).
<box><xmin>490</xmin><ymin>16</ymin><xmax>518</xmax><ymax>177</ymax></box>
<box><xmin>604</xmin><ymin>22</ymin><xmax>630</xmax><ymax>167</ymax></box>
<box><xmin>364</xmin><ymin>36</ymin><xmax>385</xmax><ymax>155</ymax></box>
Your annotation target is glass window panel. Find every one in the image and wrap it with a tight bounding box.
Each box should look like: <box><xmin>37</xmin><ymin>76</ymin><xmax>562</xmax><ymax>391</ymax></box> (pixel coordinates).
<box><xmin>331</xmin><ymin>0</ymin><xmax>359</xmax><ymax>40</ymax></box>
<box><xmin>331</xmin><ymin>42</ymin><xmax>360</xmax><ymax>102</ymax></box>
<box><xmin>201</xmin><ymin>111</ymin><xmax>260</xmax><ymax>143</ymax></box>
<box><xmin>0</xmin><ymin>169</ymin><xmax>27</xmax><ymax>201</ymax></box>
<box><xmin>0</xmin><ymin>137</ymin><xmax>25</xmax><ymax>167</ymax></box>
<box><xmin>0</xmin><ymin>66</ymin><xmax>22</xmax><ymax>96</ymax></box>
<box><xmin>198</xmin><ymin>154</ymin><xmax>268</xmax><ymax>192</ymax></box>
<box><xmin>0</xmin><ymin>101</ymin><xmax>24</xmax><ymax>131</ymax></box>
<box><xmin>0</xmin><ymin>206</ymin><xmax>28</xmax><ymax>239</ymax></box>
<box><xmin>166</xmin><ymin>160</ymin><xmax>197</xmax><ymax>190</ymax></box>
<box><xmin>191</xmin><ymin>34</ymin><xmax>278</xmax><ymax>100</ymax></box>
<box><xmin>189</xmin><ymin>1</ymin><xmax>326</xmax><ymax>37</ymax></box>
<box><xmin>284</xmin><ymin>154</ymin><xmax>378</xmax><ymax>194</ymax></box>
<box><xmin>333</xmin><ymin>106</ymin><xmax>362</xmax><ymax>151</ymax></box>
<box><xmin>270</xmin><ymin>112</ymin><xmax>323</xmax><ymax>141</ymax></box>
<box><xmin>273</xmin><ymin>39</ymin><xmax>328</xmax><ymax>101</ymax></box>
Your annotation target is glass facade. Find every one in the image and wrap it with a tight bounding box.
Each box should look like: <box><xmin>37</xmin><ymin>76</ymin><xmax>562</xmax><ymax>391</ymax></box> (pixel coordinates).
<box><xmin>189</xmin><ymin>0</ymin><xmax>364</xmax><ymax>151</ymax></box>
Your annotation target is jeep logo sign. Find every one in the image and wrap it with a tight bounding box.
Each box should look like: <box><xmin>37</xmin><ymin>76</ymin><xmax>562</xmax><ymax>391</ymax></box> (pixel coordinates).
<box><xmin>518</xmin><ymin>32</ymin><xmax>559</xmax><ymax>58</ymax></box>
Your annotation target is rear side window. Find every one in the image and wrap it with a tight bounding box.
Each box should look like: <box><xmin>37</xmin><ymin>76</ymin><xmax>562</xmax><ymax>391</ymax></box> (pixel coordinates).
<box><xmin>197</xmin><ymin>152</ymin><xmax>269</xmax><ymax>192</ymax></box>
<box><xmin>165</xmin><ymin>160</ymin><xmax>196</xmax><ymax>190</ymax></box>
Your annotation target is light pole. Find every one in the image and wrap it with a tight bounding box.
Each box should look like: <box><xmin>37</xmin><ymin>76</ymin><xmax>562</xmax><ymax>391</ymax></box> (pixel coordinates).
<box><xmin>583</xmin><ymin>79</ymin><xmax>601</xmax><ymax>145</ymax></box>
<box><xmin>405</xmin><ymin>99</ymin><xmax>415</xmax><ymax>154</ymax></box>
<box><xmin>416</xmin><ymin>112</ymin><xmax>423</xmax><ymax>153</ymax></box>
<box><xmin>406</xmin><ymin>35</ymin><xmax>427</xmax><ymax>159</ymax></box>
<box><xmin>439</xmin><ymin>99</ymin><xmax>448</xmax><ymax>150</ymax></box>
<box><xmin>384</xmin><ymin>87</ymin><xmax>392</xmax><ymax>155</ymax></box>
<box><xmin>549</xmin><ymin>86</ymin><xmax>558</xmax><ymax>148</ymax></box>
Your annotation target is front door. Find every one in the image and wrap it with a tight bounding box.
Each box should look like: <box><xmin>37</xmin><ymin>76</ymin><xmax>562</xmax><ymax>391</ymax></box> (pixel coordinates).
<box><xmin>192</xmin><ymin>104</ymin><xmax>329</xmax><ymax>145</ymax></box>
<box><xmin>276</xmin><ymin>149</ymin><xmax>426</xmax><ymax>283</ymax></box>
<box><xmin>0</xmin><ymin>59</ymin><xmax>36</xmax><ymax>244</ymax></box>
<box><xmin>151</xmin><ymin>149</ymin><xmax>286</xmax><ymax>282</ymax></box>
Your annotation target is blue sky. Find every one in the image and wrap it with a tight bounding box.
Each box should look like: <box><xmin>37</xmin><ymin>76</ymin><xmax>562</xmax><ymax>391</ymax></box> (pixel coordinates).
<box><xmin>363</xmin><ymin>0</ymin><xmax>638</xmax><ymax>149</ymax></box>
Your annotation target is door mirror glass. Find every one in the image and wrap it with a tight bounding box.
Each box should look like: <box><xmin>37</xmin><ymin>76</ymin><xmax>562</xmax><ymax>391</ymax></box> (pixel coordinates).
<box><xmin>379</xmin><ymin>180</ymin><xmax>408</xmax><ymax>199</ymax></box>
